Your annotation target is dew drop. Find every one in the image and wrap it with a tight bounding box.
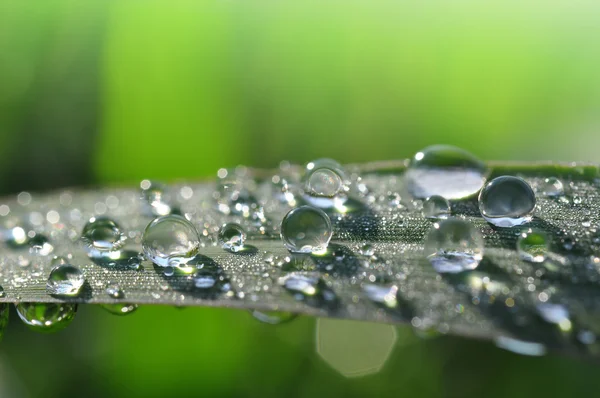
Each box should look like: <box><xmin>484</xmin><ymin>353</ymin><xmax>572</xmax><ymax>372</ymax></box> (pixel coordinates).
<box><xmin>80</xmin><ymin>216</ymin><xmax>126</xmax><ymax>257</ymax></box>
<box><xmin>218</xmin><ymin>223</ymin><xmax>247</xmax><ymax>252</ymax></box>
<box><xmin>28</xmin><ymin>234</ymin><xmax>53</xmax><ymax>256</ymax></box>
<box><xmin>105</xmin><ymin>284</ymin><xmax>125</xmax><ymax>299</ymax></box>
<box><xmin>251</xmin><ymin>310</ymin><xmax>297</xmax><ymax>325</ymax></box>
<box><xmin>362</xmin><ymin>284</ymin><xmax>398</xmax><ymax>308</ymax></box>
<box><xmin>517</xmin><ymin>230</ymin><xmax>549</xmax><ymax>263</ymax></box>
<box><xmin>140</xmin><ymin>180</ymin><xmax>172</xmax><ymax>216</ymax></box>
<box><xmin>46</xmin><ymin>264</ymin><xmax>85</xmax><ymax>297</ymax></box>
<box><xmin>141</xmin><ymin>214</ymin><xmax>200</xmax><ymax>268</ymax></box>
<box><xmin>4</xmin><ymin>226</ymin><xmax>29</xmax><ymax>248</ymax></box>
<box><xmin>539</xmin><ymin>177</ymin><xmax>564</xmax><ymax>197</ymax></box>
<box><xmin>303</xmin><ymin>159</ymin><xmax>349</xmax><ymax>208</ymax></box>
<box><xmin>424</xmin><ymin>218</ymin><xmax>484</xmax><ymax>273</ymax></box>
<box><xmin>279</xmin><ymin>274</ymin><xmax>337</xmax><ymax>307</ymax></box>
<box><xmin>405</xmin><ymin>145</ymin><xmax>488</xmax><ymax>199</ymax></box>
<box><xmin>536</xmin><ymin>303</ymin><xmax>572</xmax><ymax>331</ymax></box>
<box><xmin>101</xmin><ymin>303</ymin><xmax>138</xmax><ymax>316</ymax></box>
<box><xmin>422</xmin><ymin>195</ymin><xmax>451</xmax><ymax>220</ymax></box>
<box><xmin>478</xmin><ymin>176</ymin><xmax>536</xmax><ymax>227</ymax></box>
<box><xmin>15</xmin><ymin>303</ymin><xmax>77</xmax><ymax>333</ymax></box>
<box><xmin>358</xmin><ymin>243</ymin><xmax>375</xmax><ymax>257</ymax></box>
<box><xmin>281</xmin><ymin>206</ymin><xmax>333</xmax><ymax>254</ymax></box>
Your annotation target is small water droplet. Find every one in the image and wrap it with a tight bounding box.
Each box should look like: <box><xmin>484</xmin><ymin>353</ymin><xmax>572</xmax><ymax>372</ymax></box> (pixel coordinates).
<box><xmin>362</xmin><ymin>284</ymin><xmax>398</xmax><ymax>308</ymax></box>
<box><xmin>405</xmin><ymin>145</ymin><xmax>488</xmax><ymax>199</ymax></box>
<box><xmin>46</xmin><ymin>264</ymin><xmax>85</xmax><ymax>297</ymax></box>
<box><xmin>142</xmin><ymin>214</ymin><xmax>199</xmax><ymax>268</ymax></box>
<box><xmin>358</xmin><ymin>243</ymin><xmax>375</xmax><ymax>257</ymax></box>
<box><xmin>478</xmin><ymin>176</ymin><xmax>536</xmax><ymax>227</ymax></box>
<box><xmin>424</xmin><ymin>218</ymin><xmax>484</xmax><ymax>273</ymax></box>
<box><xmin>517</xmin><ymin>230</ymin><xmax>549</xmax><ymax>263</ymax></box>
<box><xmin>4</xmin><ymin>226</ymin><xmax>29</xmax><ymax>248</ymax></box>
<box><xmin>81</xmin><ymin>216</ymin><xmax>126</xmax><ymax>257</ymax></box>
<box><xmin>101</xmin><ymin>303</ymin><xmax>138</xmax><ymax>316</ymax></box>
<box><xmin>105</xmin><ymin>284</ymin><xmax>125</xmax><ymax>299</ymax></box>
<box><xmin>281</xmin><ymin>206</ymin><xmax>332</xmax><ymax>254</ymax></box>
<box><xmin>251</xmin><ymin>310</ymin><xmax>297</xmax><ymax>325</ymax></box>
<box><xmin>539</xmin><ymin>177</ymin><xmax>564</xmax><ymax>197</ymax></box>
<box><xmin>15</xmin><ymin>303</ymin><xmax>77</xmax><ymax>333</ymax></box>
<box><xmin>422</xmin><ymin>195</ymin><xmax>451</xmax><ymax>220</ymax></box>
<box><xmin>28</xmin><ymin>234</ymin><xmax>53</xmax><ymax>256</ymax></box>
<box><xmin>279</xmin><ymin>274</ymin><xmax>337</xmax><ymax>307</ymax></box>
<box><xmin>494</xmin><ymin>336</ymin><xmax>546</xmax><ymax>356</ymax></box>
<box><xmin>536</xmin><ymin>303</ymin><xmax>572</xmax><ymax>331</ymax></box>
<box><xmin>218</xmin><ymin>223</ymin><xmax>247</xmax><ymax>252</ymax></box>
<box><xmin>194</xmin><ymin>273</ymin><xmax>216</xmax><ymax>289</ymax></box>
<box><xmin>303</xmin><ymin>159</ymin><xmax>349</xmax><ymax>208</ymax></box>
<box><xmin>140</xmin><ymin>180</ymin><xmax>172</xmax><ymax>216</ymax></box>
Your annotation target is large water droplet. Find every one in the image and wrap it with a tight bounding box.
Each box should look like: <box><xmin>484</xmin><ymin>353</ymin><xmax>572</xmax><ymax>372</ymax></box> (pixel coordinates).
<box><xmin>15</xmin><ymin>303</ymin><xmax>77</xmax><ymax>333</ymax></box>
<box><xmin>424</xmin><ymin>218</ymin><xmax>484</xmax><ymax>273</ymax></box>
<box><xmin>0</xmin><ymin>303</ymin><xmax>8</xmax><ymax>342</ymax></box>
<box><xmin>140</xmin><ymin>180</ymin><xmax>172</xmax><ymax>216</ymax></box>
<box><xmin>517</xmin><ymin>230</ymin><xmax>549</xmax><ymax>263</ymax></box>
<box><xmin>142</xmin><ymin>215</ymin><xmax>199</xmax><ymax>268</ymax></box>
<box><xmin>281</xmin><ymin>206</ymin><xmax>333</xmax><ymax>254</ymax></box>
<box><xmin>422</xmin><ymin>195</ymin><xmax>451</xmax><ymax>220</ymax></box>
<box><xmin>81</xmin><ymin>216</ymin><xmax>126</xmax><ymax>257</ymax></box>
<box><xmin>539</xmin><ymin>177</ymin><xmax>564</xmax><ymax>197</ymax></box>
<box><xmin>102</xmin><ymin>303</ymin><xmax>138</xmax><ymax>316</ymax></box>
<box><xmin>46</xmin><ymin>264</ymin><xmax>85</xmax><ymax>297</ymax></box>
<box><xmin>251</xmin><ymin>310</ymin><xmax>297</xmax><ymax>325</ymax></box>
<box><xmin>405</xmin><ymin>145</ymin><xmax>488</xmax><ymax>199</ymax></box>
<box><xmin>478</xmin><ymin>176</ymin><xmax>536</xmax><ymax>227</ymax></box>
<box><xmin>218</xmin><ymin>223</ymin><xmax>247</xmax><ymax>253</ymax></box>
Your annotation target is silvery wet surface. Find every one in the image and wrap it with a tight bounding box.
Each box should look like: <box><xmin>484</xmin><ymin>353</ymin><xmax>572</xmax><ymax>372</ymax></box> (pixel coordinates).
<box><xmin>1</xmin><ymin>160</ymin><xmax>600</xmax><ymax>358</ymax></box>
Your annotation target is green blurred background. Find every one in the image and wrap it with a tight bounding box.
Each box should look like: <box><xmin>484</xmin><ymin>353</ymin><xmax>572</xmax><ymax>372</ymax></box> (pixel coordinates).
<box><xmin>1</xmin><ymin>1</ymin><xmax>600</xmax><ymax>397</ymax></box>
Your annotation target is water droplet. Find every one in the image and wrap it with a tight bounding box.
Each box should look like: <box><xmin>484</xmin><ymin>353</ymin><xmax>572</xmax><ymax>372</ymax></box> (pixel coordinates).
<box><xmin>251</xmin><ymin>310</ymin><xmax>297</xmax><ymax>325</ymax></box>
<box><xmin>194</xmin><ymin>273</ymin><xmax>217</xmax><ymax>289</ymax></box>
<box><xmin>517</xmin><ymin>230</ymin><xmax>549</xmax><ymax>263</ymax></box>
<box><xmin>303</xmin><ymin>159</ymin><xmax>349</xmax><ymax>208</ymax></box>
<box><xmin>142</xmin><ymin>215</ymin><xmax>199</xmax><ymax>268</ymax></box>
<box><xmin>218</xmin><ymin>223</ymin><xmax>247</xmax><ymax>252</ymax></box>
<box><xmin>478</xmin><ymin>176</ymin><xmax>536</xmax><ymax>227</ymax></box>
<box><xmin>494</xmin><ymin>336</ymin><xmax>546</xmax><ymax>356</ymax></box>
<box><xmin>362</xmin><ymin>284</ymin><xmax>398</xmax><ymax>308</ymax></box>
<box><xmin>536</xmin><ymin>303</ymin><xmax>572</xmax><ymax>331</ymax></box>
<box><xmin>279</xmin><ymin>274</ymin><xmax>337</xmax><ymax>307</ymax></box>
<box><xmin>405</xmin><ymin>145</ymin><xmax>488</xmax><ymax>199</ymax></box>
<box><xmin>539</xmin><ymin>177</ymin><xmax>564</xmax><ymax>197</ymax></box>
<box><xmin>358</xmin><ymin>243</ymin><xmax>375</xmax><ymax>257</ymax></box>
<box><xmin>46</xmin><ymin>264</ymin><xmax>85</xmax><ymax>297</ymax></box>
<box><xmin>105</xmin><ymin>284</ymin><xmax>125</xmax><ymax>299</ymax></box>
<box><xmin>81</xmin><ymin>216</ymin><xmax>126</xmax><ymax>257</ymax></box>
<box><xmin>424</xmin><ymin>218</ymin><xmax>484</xmax><ymax>273</ymax></box>
<box><xmin>28</xmin><ymin>234</ymin><xmax>53</xmax><ymax>256</ymax></box>
<box><xmin>422</xmin><ymin>195</ymin><xmax>451</xmax><ymax>220</ymax></box>
<box><xmin>140</xmin><ymin>180</ymin><xmax>172</xmax><ymax>216</ymax></box>
<box><xmin>0</xmin><ymin>304</ymin><xmax>8</xmax><ymax>342</ymax></box>
<box><xmin>101</xmin><ymin>303</ymin><xmax>138</xmax><ymax>316</ymax></box>
<box><xmin>281</xmin><ymin>206</ymin><xmax>333</xmax><ymax>254</ymax></box>
<box><xmin>15</xmin><ymin>303</ymin><xmax>77</xmax><ymax>333</ymax></box>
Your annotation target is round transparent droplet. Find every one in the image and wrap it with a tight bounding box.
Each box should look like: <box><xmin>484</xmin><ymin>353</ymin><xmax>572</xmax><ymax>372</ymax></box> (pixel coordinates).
<box><xmin>81</xmin><ymin>216</ymin><xmax>126</xmax><ymax>257</ymax></box>
<box><xmin>359</xmin><ymin>243</ymin><xmax>375</xmax><ymax>257</ymax></box>
<box><xmin>405</xmin><ymin>145</ymin><xmax>488</xmax><ymax>199</ymax></box>
<box><xmin>517</xmin><ymin>230</ymin><xmax>549</xmax><ymax>263</ymax></box>
<box><xmin>478</xmin><ymin>176</ymin><xmax>536</xmax><ymax>227</ymax></box>
<box><xmin>218</xmin><ymin>223</ymin><xmax>246</xmax><ymax>252</ymax></box>
<box><xmin>422</xmin><ymin>195</ymin><xmax>451</xmax><ymax>220</ymax></box>
<box><xmin>105</xmin><ymin>284</ymin><xmax>125</xmax><ymax>299</ymax></box>
<box><xmin>4</xmin><ymin>226</ymin><xmax>29</xmax><ymax>248</ymax></box>
<box><xmin>140</xmin><ymin>180</ymin><xmax>172</xmax><ymax>216</ymax></box>
<box><xmin>102</xmin><ymin>303</ymin><xmax>138</xmax><ymax>316</ymax></box>
<box><xmin>15</xmin><ymin>303</ymin><xmax>77</xmax><ymax>334</ymax></box>
<box><xmin>424</xmin><ymin>218</ymin><xmax>484</xmax><ymax>273</ymax></box>
<box><xmin>281</xmin><ymin>206</ymin><xmax>333</xmax><ymax>254</ymax></box>
<box><xmin>539</xmin><ymin>177</ymin><xmax>564</xmax><ymax>197</ymax></box>
<box><xmin>251</xmin><ymin>310</ymin><xmax>298</xmax><ymax>325</ymax></box>
<box><xmin>46</xmin><ymin>264</ymin><xmax>85</xmax><ymax>297</ymax></box>
<box><xmin>142</xmin><ymin>215</ymin><xmax>200</xmax><ymax>268</ymax></box>
<box><xmin>28</xmin><ymin>234</ymin><xmax>54</xmax><ymax>256</ymax></box>
<box><xmin>303</xmin><ymin>159</ymin><xmax>349</xmax><ymax>208</ymax></box>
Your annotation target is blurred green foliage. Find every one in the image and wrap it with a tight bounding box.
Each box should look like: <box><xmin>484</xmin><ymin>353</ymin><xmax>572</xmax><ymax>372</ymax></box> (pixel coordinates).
<box><xmin>2</xmin><ymin>1</ymin><xmax>600</xmax><ymax>397</ymax></box>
